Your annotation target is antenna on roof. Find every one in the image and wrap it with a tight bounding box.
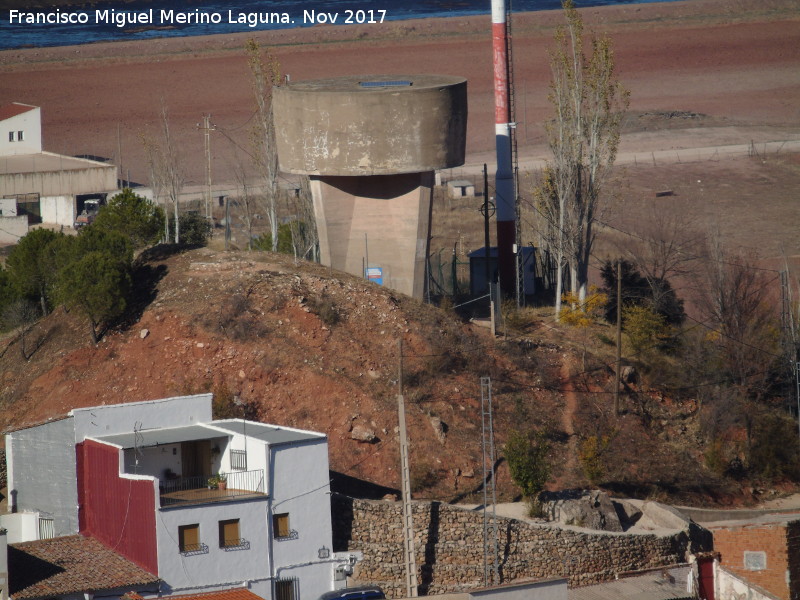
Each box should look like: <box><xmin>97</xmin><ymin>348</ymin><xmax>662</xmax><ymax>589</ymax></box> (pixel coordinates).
<box><xmin>133</xmin><ymin>421</ymin><xmax>144</xmax><ymax>474</ymax></box>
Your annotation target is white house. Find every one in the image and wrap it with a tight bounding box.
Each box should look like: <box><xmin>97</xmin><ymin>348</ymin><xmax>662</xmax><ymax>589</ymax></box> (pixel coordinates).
<box><xmin>4</xmin><ymin>394</ymin><xmax>349</xmax><ymax>600</ymax></box>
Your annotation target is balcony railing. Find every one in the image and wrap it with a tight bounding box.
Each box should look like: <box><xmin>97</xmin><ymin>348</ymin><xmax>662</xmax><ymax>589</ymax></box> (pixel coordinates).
<box><xmin>160</xmin><ymin>469</ymin><xmax>265</xmax><ymax>507</ymax></box>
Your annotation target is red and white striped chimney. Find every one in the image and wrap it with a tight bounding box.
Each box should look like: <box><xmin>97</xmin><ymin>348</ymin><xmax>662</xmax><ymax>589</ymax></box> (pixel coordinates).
<box><xmin>492</xmin><ymin>0</ymin><xmax>516</xmax><ymax>295</ymax></box>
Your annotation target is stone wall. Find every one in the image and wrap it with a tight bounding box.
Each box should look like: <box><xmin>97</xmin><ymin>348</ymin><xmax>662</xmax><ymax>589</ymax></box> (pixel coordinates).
<box><xmin>332</xmin><ymin>494</ymin><xmax>711</xmax><ymax>597</ymax></box>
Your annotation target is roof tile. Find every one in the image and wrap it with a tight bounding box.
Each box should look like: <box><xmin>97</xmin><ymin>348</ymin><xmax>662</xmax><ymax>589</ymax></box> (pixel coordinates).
<box><xmin>0</xmin><ymin>103</ymin><xmax>36</xmax><ymax>121</ymax></box>
<box><xmin>10</xmin><ymin>535</ymin><xmax>159</xmax><ymax>600</ymax></box>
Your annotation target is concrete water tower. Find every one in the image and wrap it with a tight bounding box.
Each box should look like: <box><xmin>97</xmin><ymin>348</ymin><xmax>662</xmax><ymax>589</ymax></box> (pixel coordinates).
<box><xmin>273</xmin><ymin>74</ymin><xmax>467</xmax><ymax>299</ymax></box>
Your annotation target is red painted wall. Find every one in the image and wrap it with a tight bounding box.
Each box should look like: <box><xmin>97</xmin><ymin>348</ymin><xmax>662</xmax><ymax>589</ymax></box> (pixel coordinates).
<box><xmin>77</xmin><ymin>439</ymin><xmax>159</xmax><ymax>575</ymax></box>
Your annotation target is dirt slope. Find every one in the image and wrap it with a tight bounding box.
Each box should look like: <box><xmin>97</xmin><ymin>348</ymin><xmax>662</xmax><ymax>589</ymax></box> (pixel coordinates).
<box><xmin>0</xmin><ymin>248</ymin><xmax>562</xmax><ymax>499</ymax></box>
<box><xmin>0</xmin><ymin>247</ymin><xmax>771</xmax><ymax>505</ymax></box>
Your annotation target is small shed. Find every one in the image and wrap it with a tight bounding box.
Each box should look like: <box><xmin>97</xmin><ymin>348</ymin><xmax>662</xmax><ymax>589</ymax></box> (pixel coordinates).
<box><xmin>447</xmin><ymin>179</ymin><xmax>475</xmax><ymax>198</ymax></box>
<box><xmin>469</xmin><ymin>246</ymin><xmax>536</xmax><ymax>296</ymax></box>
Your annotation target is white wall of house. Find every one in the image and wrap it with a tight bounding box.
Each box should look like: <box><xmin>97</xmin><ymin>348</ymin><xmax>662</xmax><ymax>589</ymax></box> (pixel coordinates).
<box><xmin>0</xmin><ymin>106</ymin><xmax>41</xmax><ymax>156</ymax></box>
<box><xmin>156</xmin><ymin>497</ymin><xmax>272</xmax><ymax>594</ymax></box>
<box><xmin>716</xmin><ymin>564</ymin><xmax>778</xmax><ymax>600</ymax></box>
<box><xmin>269</xmin><ymin>439</ymin><xmax>334</xmax><ymax>600</ymax></box>
<box><xmin>217</xmin><ymin>430</ymin><xmax>269</xmax><ymax>491</ymax></box>
<box><xmin>124</xmin><ymin>444</ymin><xmax>183</xmax><ymax>479</ymax></box>
<box><xmin>71</xmin><ymin>394</ymin><xmax>213</xmax><ymax>443</ymax></box>
<box><xmin>0</xmin><ymin>216</ymin><xmax>28</xmax><ymax>244</ymax></box>
<box><xmin>40</xmin><ymin>195</ymin><xmax>75</xmax><ymax>228</ymax></box>
<box><xmin>5</xmin><ymin>418</ymin><xmax>79</xmax><ymax>538</ymax></box>
<box><xmin>0</xmin><ymin>512</ymin><xmax>39</xmax><ymax>544</ymax></box>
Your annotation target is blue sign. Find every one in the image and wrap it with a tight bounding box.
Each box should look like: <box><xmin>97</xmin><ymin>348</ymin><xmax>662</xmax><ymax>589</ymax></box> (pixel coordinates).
<box><xmin>366</xmin><ymin>267</ymin><xmax>383</xmax><ymax>286</ymax></box>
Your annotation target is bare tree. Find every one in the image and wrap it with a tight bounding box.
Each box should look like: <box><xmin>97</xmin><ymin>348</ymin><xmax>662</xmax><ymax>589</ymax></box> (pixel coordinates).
<box><xmin>697</xmin><ymin>236</ymin><xmax>781</xmax><ymax>401</ymax></box>
<box><xmin>2</xmin><ymin>298</ymin><xmax>41</xmax><ymax>360</ymax></box>
<box><xmin>618</xmin><ymin>198</ymin><xmax>704</xmax><ymax>314</ymax></box>
<box><xmin>231</xmin><ymin>156</ymin><xmax>258</xmax><ymax>250</ymax></box>
<box><xmin>284</xmin><ymin>177</ymin><xmax>319</xmax><ymax>261</ymax></box>
<box><xmin>142</xmin><ymin>102</ymin><xmax>185</xmax><ymax>244</ymax></box>
<box><xmin>246</xmin><ymin>39</ymin><xmax>281</xmax><ymax>253</ymax></box>
<box><xmin>538</xmin><ymin>0</ymin><xmax>629</xmax><ymax>318</ymax></box>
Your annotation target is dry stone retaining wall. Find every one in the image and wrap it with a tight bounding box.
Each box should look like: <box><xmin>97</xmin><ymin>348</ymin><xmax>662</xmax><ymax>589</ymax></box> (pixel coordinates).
<box><xmin>332</xmin><ymin>494</ymin><xmax>711</xmax><ymax>597</ymax></box>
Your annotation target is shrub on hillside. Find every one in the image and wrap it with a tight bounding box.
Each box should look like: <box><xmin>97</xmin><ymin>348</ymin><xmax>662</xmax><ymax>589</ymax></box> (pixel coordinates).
<box><xmin>178</xmin><ymin>212</ymin><xmax>212</xmax><ymax>246</ymax></box>
<box><xmin>505</xmin><ymin>429</ymin><xmax>550</xmax><ymax>502</ymax></box>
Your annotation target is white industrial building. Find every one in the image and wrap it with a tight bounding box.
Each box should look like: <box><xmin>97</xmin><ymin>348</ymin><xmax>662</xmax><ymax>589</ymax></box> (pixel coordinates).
<box><xmin>0</xmin><ymin>102</ymin><xmax>118</xmax><ymax>242</ymax></box>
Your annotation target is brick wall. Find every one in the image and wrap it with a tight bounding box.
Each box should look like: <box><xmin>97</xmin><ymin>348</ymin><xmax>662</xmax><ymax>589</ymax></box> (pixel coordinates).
<box><xmin>712</xmin><ymin>522</ymin><xmax>796</xmax><ymax>600</ymax></box>
<box><xmin>332</xmin><ymin>495</ymin><xmax>711</xmax><ymax>597</ymax></box>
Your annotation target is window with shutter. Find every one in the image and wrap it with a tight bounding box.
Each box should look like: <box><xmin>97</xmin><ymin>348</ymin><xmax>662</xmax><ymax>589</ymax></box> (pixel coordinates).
<box><xmin>179</xmin><ymin>524</ymin><xmax>201</xmax><ymax>552</ymax></box>
<box><xmin>273</xmin><ymin>513</ymin><xmax>290</xmax><ymax>539</ymax></box>
<box><xmin>219</xmin><ymin>519</ymin><xmax>240</xmax><ymax>548</ymax></box>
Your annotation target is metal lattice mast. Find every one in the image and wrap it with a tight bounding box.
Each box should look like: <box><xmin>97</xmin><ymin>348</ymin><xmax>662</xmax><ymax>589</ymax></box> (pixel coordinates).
<box><xmin>481</xmin><ymin>376</ymin><xmax>499</xmax><ymax>585</ymax></box>
<box><xmin>398</xmin><ymin>339</ymin><xmax>418</xmax><ymax>597</ymax></box>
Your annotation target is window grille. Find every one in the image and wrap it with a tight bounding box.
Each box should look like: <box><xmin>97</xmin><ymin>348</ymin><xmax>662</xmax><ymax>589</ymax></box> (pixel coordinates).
<box><xmin>38</xmin><ymin>518</ymin><xmax>54</xmax><ymax>540</ymax></box>
<box><xmin>275</xmin><ymin>578</ymin><xmax>298</xmax><ymax>600</ymax></box>
<box><xmin>231</xmin><ymin>449</ymin><xmax>247</xmax><ymax>471</ymax></box>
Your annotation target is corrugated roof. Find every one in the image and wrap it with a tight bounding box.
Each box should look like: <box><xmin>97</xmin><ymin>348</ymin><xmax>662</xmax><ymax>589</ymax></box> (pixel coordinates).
<box><xmin>167</xmin><ymin>589</ymin><xmax>264</xmax><ymax>600</ymax></box>
<box><xmin>9</xmin><ymin>535</ymin><xmax>159</xmax><ymax>600</ymax></box>
<box><xmin>0</xmin><ymin>102</ymin><xmax>36</xmax><ymax>121</ymax></box>
<box><xmin>210</xmin><ymin>420</ymin><xmax>324</xmax><ymax>445</ymax></box>
<box><xmin>0</xmin><ymin>151</ymin><xmax>116</xmax><ymax>176</ymax></box>
<box><xmin>569</xmin><ymin>571</ymin><xmax>692</xmax><ymax>600</ymax></box>
<box><xmin>96</xmin><ymin>423</ymin><xmax>228</xmax><ymax>448</ymax></box>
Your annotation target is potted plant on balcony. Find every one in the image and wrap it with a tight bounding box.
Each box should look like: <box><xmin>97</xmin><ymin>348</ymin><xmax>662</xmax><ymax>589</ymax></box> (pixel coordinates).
<box><xmin>217</xmin><ymin>472</ymin><xmax>228</xmax><ymax>491</ymax></box>
<box><xmin>208</xmin><ymin>475</ymin><xmax>219</xmax><ymax>490</ymax></box>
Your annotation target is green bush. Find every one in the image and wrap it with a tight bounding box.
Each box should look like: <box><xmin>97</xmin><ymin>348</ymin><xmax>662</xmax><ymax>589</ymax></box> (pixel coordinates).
<box><xmin>505</xmin><ymin>429</ymin><xmax>550</xmax><ymax>499</ymax></box>
<box><xmin>253</xmin><ymin>222</ymin><xmax>302</xmax><ymax>254</ymax></box>
<box><xmin>92</xmin><ymin>188</ymin><xmax>165</xmax><ymax>249</ymax></box>
<box><xmin>179</xmin><ymin>212</ymin><xmax>212</xmax><ymax>245</ymax></box>
<box><xmin>623</xmin><ymin>304</ymin><xmax>670</xmax><ymax>356</ymax></box>
<box><xmin>579</xmin><ymin>434</ymin><xmax>613</xmax><ymax>485</ymax></box>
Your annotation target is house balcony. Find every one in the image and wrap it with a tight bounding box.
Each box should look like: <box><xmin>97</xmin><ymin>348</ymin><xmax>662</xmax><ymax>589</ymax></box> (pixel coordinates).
<box><xmin>159</xmin><ymin>469</ymin><xmax>266</xmax><ymax>508</ymax></box>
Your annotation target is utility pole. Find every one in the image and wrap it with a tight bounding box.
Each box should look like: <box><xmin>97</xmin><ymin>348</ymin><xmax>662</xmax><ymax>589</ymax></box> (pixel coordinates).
<box><xmin>614</xmin><ymin>259</ymin><xmax>622</xmax><ymax>416</ymax></box>
<box><xmin>117</xmin><ymin>122</ymin><xmax>123</xmax><ymax>187</ymax></box>
<box><xmin>397</xmin><ymin>339</ymin><xmax>418</xmax><ymax>597</ymax></box>
<box><xmin>198</xmin><ymin>115</ymin><xmax>216</xmax><ymax>222</ymax></box>
<box><xmin>483</xmin><ymin>164</ymin><xmax>491</xmax><ymax>294</ymax></box>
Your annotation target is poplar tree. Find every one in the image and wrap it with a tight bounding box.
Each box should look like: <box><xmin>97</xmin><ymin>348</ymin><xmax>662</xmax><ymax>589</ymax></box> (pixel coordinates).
<box><xmin>537</xmin><ymin>0</ymin><xmax>629</xmax><ymax>319</ymax></box>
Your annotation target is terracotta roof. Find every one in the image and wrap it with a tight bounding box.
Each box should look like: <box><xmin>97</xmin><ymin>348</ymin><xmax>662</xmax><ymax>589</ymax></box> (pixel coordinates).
<box><xmin>167</xmin><ymin>589</ymin><xmax>263</xmax><ymax>600</ymax></box>
<box><xmin>9</xmin><ymin>535</ymin><xmax>159</xmax><ymax>600</ymax></box>
<box><xmin>0</xmin><ymin>103</ymin><xmax>36</xmax><ymax>121</ymax></box>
